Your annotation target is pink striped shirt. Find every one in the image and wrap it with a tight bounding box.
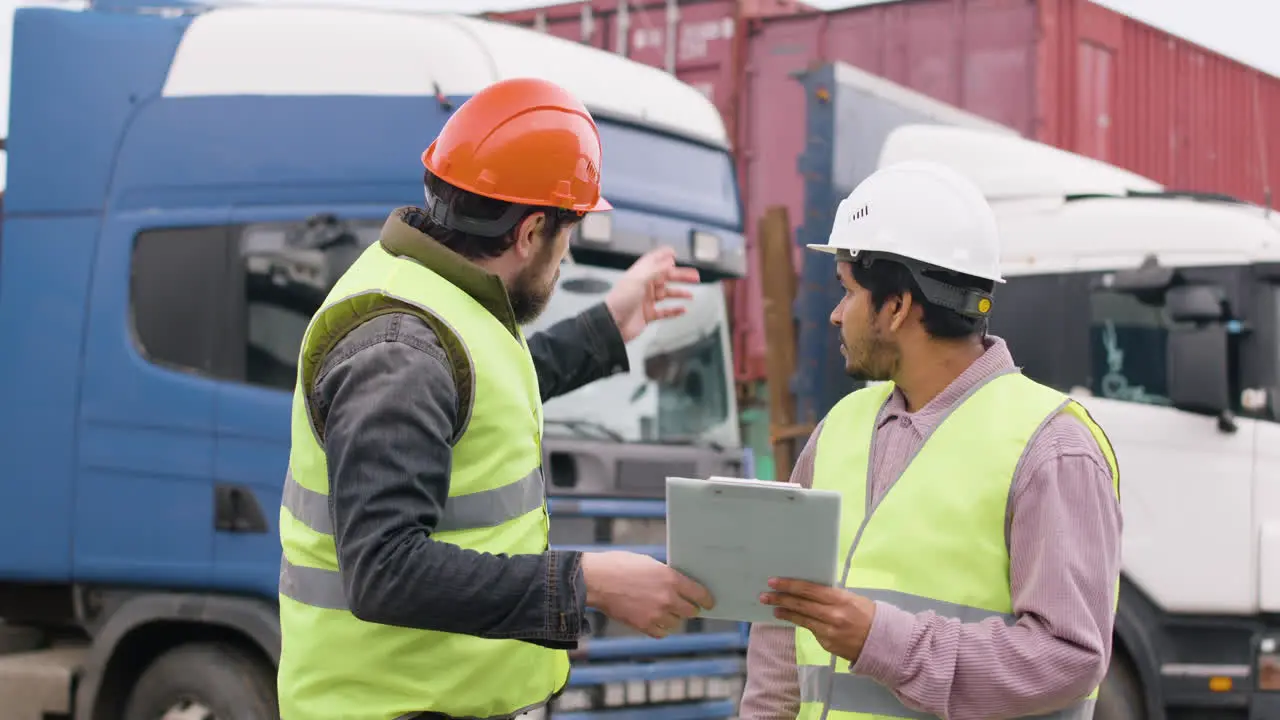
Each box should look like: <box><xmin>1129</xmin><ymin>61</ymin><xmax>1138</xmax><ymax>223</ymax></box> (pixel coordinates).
<box><xmin>739</xmin><ymin>336</ymin><xmax>1123</xmax><ymax>720</ymax></box>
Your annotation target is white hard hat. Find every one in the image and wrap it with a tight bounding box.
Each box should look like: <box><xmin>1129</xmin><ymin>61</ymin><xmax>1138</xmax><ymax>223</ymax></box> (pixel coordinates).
<box><xmin>807</xmin><ymin>159</ymin><xmax>1003</xmax><ymax>283</ymax></box>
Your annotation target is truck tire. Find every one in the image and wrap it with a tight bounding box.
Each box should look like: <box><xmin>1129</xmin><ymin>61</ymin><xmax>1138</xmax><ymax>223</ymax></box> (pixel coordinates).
<box><xmin>122</xmin><ymin>642</ymin><xmax>277</xmax><ymax>720</ymax></box>
<box><xmin>1095</xmin><ymin>652</ymin><xmax>1145</xmax><ymax>720</ymax></box>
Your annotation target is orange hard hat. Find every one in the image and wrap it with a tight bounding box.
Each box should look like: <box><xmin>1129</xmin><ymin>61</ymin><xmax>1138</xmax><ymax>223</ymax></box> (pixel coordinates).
<box><xmin>422</xmin><ymin>77</ymin><xmax>611</xmax><ymax>219</ymax></box>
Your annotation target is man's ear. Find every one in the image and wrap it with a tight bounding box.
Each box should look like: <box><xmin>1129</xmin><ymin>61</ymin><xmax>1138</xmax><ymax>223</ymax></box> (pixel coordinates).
<box><xmin>511</xmin><ymin>212</ymin><xmax>545</xmax><ymax>260</ymax></box>
<box><xmin>887</xmin><ymin>292</ymin><xmax>914</xmax><ymax>333</ymax></box>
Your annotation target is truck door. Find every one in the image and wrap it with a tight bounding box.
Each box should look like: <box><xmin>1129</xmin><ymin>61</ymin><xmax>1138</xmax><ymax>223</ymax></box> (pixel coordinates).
<box><xmin>76</xmin><ymin>211</ymin><xmax>233</xmax><ymax>584</ymax></box>
<box><xmin>1254</xmin><ymin>283</ymin><xmax>1280</xmax><ymax>614</ymax></box>
<box><xmin>210</xmin><ymin>206</ymin><xmax>387</xmax><ymax>594</ymax></box>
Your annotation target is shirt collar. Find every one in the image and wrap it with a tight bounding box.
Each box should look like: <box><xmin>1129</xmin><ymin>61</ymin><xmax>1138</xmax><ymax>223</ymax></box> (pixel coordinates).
<box><xmin>379</xmin><ymin>207</ymin><xmax>522</xmax><ymax>338</ymax></box>
<box><xmin>877</xmin><ymin>335</ymin><xmax>1018</xmax><ymax>433</ymax></box>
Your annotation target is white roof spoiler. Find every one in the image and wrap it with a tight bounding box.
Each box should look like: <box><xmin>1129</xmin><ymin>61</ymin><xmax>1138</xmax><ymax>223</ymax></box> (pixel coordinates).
<box><xmin>878</xmin><ymin>124</ymin><xmax>1165</xmax><ymax>200</ymax></box>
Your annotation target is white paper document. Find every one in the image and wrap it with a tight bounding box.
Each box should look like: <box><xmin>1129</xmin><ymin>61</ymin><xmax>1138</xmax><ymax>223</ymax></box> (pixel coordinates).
<box><xmin>664</xmin><ymin>475</ymin><xmax>842</xmax><ymax>626</ymax></box>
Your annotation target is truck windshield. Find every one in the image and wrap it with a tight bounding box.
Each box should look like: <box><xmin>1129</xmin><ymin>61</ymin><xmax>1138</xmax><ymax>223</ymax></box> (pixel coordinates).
<box><xmin>522</xmin><ymin>261</ymin><xmax>739</xmax><ymax>449</ymax></box>
<box><xmin>595</xmin><ymin>120</ymin><xmax>740</xmax><ymax>228</ymax></box>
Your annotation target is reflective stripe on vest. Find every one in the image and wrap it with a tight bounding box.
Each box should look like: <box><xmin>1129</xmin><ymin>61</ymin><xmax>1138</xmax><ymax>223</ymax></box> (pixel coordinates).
<box><xmin>279</xmin><ymin>466</ymin><xmax>548</xmax><ymax>610</ymax></box>
<box><xmin>795</xmin><ymin>371</ymin><xmax>1120</xmax><ymax>720</ymax></box>
<box><xmin>277</xmin><ymin>239</ymin><xmax>567</xmax><ymax>720</ymax></box>
<box><xmin>797</xmin><ymin>665</ymin><xmax>1097</xmax><ymax>719</ymax></box>
<box><xmin>282</xmin><ymin>466</ymin><xmax>547</xmax><ymax>537</ymax></box>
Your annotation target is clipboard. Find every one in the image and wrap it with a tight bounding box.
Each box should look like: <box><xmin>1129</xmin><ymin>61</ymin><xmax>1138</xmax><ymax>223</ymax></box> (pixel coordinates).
<box><xmin>665</xmin><ymin>475</ymin><xmax>842</xmax><ymax>626</ymax></box>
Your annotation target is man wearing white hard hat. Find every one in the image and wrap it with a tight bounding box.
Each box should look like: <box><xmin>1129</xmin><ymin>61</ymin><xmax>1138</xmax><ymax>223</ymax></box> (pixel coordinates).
<box><xmin>740</xmin><ymin>160</ymin><xmax>1123</xmax><ymax>720</ymax></box>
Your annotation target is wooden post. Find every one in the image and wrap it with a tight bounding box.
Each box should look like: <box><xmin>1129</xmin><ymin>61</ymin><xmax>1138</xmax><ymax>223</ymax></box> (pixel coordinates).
<box><xmin>758</xmin><ymin>206</ymin><xmax>808</xmax><ymax>481</ymax></box>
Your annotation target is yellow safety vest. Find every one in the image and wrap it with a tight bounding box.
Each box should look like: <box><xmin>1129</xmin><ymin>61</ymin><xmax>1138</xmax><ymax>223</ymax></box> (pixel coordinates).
<box><xmin>276</xmin><ymin>231</ymin><xmax>569</xmax><ymax>719</ymax></box>
<box><xmin>795</xmin><ymin>371</ymin><xmax>1119</xmax><ymax>720</ymax></box>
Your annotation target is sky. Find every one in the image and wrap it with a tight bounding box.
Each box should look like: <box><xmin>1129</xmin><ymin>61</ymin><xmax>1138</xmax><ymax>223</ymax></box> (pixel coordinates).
<box><xmin>0</xmin><ymin>0</ymin><xmax>1274</xmax><ymax>138</ymax></box>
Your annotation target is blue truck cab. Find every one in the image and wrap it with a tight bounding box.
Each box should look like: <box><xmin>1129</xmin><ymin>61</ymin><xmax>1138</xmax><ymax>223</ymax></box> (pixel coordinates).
<box><xmin>0</xmin><ymin>2</ymin><xmax>749</xmax><ymax>718</ymax></box>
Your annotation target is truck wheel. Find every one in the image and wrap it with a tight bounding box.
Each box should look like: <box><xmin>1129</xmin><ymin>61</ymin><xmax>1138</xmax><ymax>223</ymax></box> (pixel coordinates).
<box><xmin>123</xmin><ymin>642</ymin><xmax>277</xmax><ymax>720</ymax></box>
<box><xmin>1095</xmin><ymin>652</ymin><xmax>1145</xmax><ymax>720</ymax></box>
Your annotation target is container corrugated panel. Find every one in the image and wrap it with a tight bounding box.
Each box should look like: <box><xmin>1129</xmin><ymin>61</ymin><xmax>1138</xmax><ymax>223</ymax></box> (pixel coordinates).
<box><xmin>487</xmin><ymin>0</ymin><xmax>807</xmax><ymax>128</ymax></box>
<box><xmin>735</xmin><ymin>0</ymin><xmax>1040</xmax><ymax>380</ymax></box>
<box><xmin>484</xmin><ymin>3</ymin><xmax>596</xmax><ymax>45</ymax></box>
<box><xmin>493</xmin><ymin>1</ymin><xmax>716</xmax><ymax>109</ymax></box>
<box><xmin>747</xmin><ymin>0</ymin><xmax>1280</xmax><ymax>210</ymax></box>
<box><xmin>1034</xmin><ymin>0</ymin><xmax>1280</xmax><ymax>206</ymax></box>
<box><xmin>487</xmin><ymin>0</ymin><xmax>809</xmax><ymax>383</ymax></box>
<box><xmin>741</xmin><ymin>0</ymin><xmax>1280</xmax><ymax>382</ymax></box>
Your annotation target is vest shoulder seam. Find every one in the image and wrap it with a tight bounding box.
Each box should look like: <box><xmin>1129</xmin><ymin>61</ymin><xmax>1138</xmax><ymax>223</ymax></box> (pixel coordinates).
<box><xmin>406</xmin><ymin>312</ymin><xmax>475</xmax><ymax>446</ymax></box>
<box><xmin>307</xmin><ymin>301</ymin><xmax>474</xmax><ymax>445</ymax></box>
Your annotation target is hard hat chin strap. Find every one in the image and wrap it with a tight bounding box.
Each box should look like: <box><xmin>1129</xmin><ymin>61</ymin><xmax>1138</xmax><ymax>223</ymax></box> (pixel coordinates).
<box><xmin>841</xmin><ymin>250</ymin><xmax>994</xmax><ymax>319</ymax></box>
<box><xmin>910</xmin><ymin>269</ymin><xmax>993</xmax><ymax>319</ymax></box>
<box><xmin>424</xmin><ymin>186</ymin><xmax>531</xmax><ymax>238</ymax></box>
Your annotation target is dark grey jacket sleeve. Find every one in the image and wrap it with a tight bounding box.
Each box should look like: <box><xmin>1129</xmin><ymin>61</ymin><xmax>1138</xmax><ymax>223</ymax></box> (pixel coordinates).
<box><xmin>312</xmin><ymin>312</ymin><xmax>587</xmax><ymax>647</ymax></box>
<box><xmin>526</xmin><ymin>302</ymin><xmax>630</xmax><ymax>401</ymax></box>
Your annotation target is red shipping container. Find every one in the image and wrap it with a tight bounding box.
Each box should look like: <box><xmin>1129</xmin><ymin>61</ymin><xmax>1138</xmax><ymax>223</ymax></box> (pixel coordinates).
<box><xmin>486</xmin><ymin>0</ymin><xmax>810</xmax><ymax>134</ymax></box>
<box><xmin>1035</xmin><ymin>0</ymin><xmax>1280</xmax><ymax>203</ymax></box>
<box><xmin>491</xmin><ymin>0</ymin><xmax>1280</xmax><ymax>384</ymax></box>
<box><xmin>488</xmin><ymin>0</ymin><xmax>810</xmax><ymax>383</ymax></box>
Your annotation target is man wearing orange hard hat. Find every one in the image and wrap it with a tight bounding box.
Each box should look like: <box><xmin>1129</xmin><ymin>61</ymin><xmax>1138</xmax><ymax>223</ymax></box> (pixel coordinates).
<box><xmin>276</xmin><ymin>77</ymin><xmax>716</xmax><ymax>720</ymax></box>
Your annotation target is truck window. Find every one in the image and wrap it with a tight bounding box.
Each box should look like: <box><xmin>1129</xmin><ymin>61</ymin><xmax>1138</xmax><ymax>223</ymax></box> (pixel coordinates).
<box><xmin>238</xmin><ymin>217</ymin><xmax>381</xmax><ymax>391</ymax></box>
<box><xmin>987</xmin><ymin>272</ymin><xmax>1092</xmax><ymax>394</ymax></box>
<box><xmin>994</xmin><ymin>271</ymin><xmax>1172</xmax><ymax>405</ymax></box>
<box><xmin>994</xmin><ymin>265</ymin><xmax>1246</xmax><ymax>408</ymax></box>
<box><xmin>129</xmin><ymin>217</ymin><xmax>383</xmax><ymax>391</ymax></box>
<box><xmin>1088</xmin><ymin>287</ymin><xmax>1171</xmax><ymax>405</ymax></box>
<box><xmin>595</xmin><ymin>121</ymin><xmax>739</xmax><ymax>228</ymax></box>
<box><xmin>130</xmin><ymin>225</ymin><xmax>231</xmax><ymax>377</ymax></box>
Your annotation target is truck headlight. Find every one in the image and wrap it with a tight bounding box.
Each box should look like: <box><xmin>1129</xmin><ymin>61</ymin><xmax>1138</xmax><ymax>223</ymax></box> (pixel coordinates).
<box><xmin>691</xmin><ymin>230</ymin><xmax>721</xmax><ymax>262</ymax></box>
<box><xmin>579</xmin><ymin>212</ymin><xmax>613</xmax><ymax>244</ymax></box>
<box><xmin>1261</xmin><ymin>637</ymin><xmax>1280</xmax><ymax>690</ymax></box>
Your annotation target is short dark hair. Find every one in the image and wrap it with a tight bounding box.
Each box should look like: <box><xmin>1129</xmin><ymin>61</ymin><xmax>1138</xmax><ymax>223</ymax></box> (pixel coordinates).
<box><xmin>422</xmin><ymin>170</ymin><xmax>582</xmax><ymax>260</ymax></box>
<box><xmin>849</xmin><ymin>256</ymin><xmax>994</xmax><ymax>339</ymax></box>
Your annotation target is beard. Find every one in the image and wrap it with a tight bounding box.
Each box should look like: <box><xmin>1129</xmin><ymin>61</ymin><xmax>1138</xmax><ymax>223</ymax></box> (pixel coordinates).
<box><xmin>509</xmin><ymin>251</ymin><xmax>560</xmax><ymax>325</ymax></box>
<box><xmin>841</xmin><ymin>323</ymin><xmax>900</xmax><ymax>382</ymax></box>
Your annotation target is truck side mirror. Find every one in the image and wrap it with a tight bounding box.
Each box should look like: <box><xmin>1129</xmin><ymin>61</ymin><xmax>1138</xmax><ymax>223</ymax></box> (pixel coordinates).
<box><xmin>1164</xmin><ymin>284</ymin><xmax>1233</xmax><ymax>426</ymax></box>
<box><xmin>1166</xmin><ymin>284</ymin><xmax>1226</xmax><ymax>323</ymax></box>
<box><xmin>1166</xmin><ymin>325</ymin><xmax>1230</xmax><ymax>416</ymax></box>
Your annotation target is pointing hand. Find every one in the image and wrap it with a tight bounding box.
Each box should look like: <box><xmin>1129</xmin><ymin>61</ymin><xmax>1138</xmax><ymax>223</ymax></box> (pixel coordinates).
<box><xmin>604</xmin><ymin>247</ymin><xmax>701</xmax><ymax>343</ymax></box>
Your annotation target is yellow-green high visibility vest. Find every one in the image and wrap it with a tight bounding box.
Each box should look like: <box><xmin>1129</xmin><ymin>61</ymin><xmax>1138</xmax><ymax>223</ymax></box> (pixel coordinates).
<box><xmin>795</xmin><ymin>370</ymin><xmax>1119</xmax><ymax>720</ymax></box>
<box><xmin>276</xmin><ymin>234</ymin><xmax>569</xmax><ymax>720</ymax></box>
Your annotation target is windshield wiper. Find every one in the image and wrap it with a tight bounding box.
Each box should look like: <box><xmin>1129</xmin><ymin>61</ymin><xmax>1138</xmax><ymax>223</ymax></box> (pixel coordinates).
<box><xmin>544</xmin><ymin>418</ymin><xmax>625</xmax><ymax>443</ymax></box>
